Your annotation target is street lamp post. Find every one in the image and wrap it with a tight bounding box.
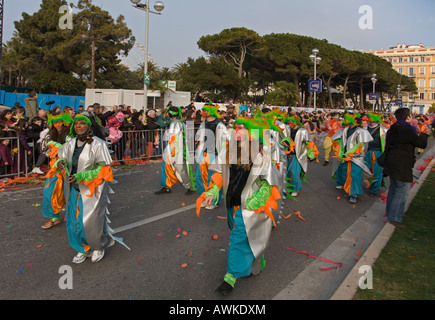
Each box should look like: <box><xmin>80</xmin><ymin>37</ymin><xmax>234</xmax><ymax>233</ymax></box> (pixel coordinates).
<box><xmin>309</xmin><ymin>48</ymin><xmax>321</xmax><ymax>111</ymax></box>
<box><xmin>371</xmin><ymin>73</ymin><xmax>377</xmax><ymax>111</ymax></box>
<box><xmin>130</xmin><ymin>0</ymin><xmax>165</xmax><ymax>112</ymax></box>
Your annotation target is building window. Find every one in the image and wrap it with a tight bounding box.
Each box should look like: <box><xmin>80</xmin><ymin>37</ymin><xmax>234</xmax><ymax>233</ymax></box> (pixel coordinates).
<box><xmin>408</xmin><ymin>67</ymin><xmax>415</xmax><ymax>76</ymax></box>
<box><xmin>399</xmin><ymin>58</ymin><xmax>403</xmax><ymax>63</ymax></box>
<box><xmin>397</xmin><ymin>67</ymin><xmax>404</xmax><ymax>75</ymax></box>
<box><xmin>420</xmin><ymin>67</ymin><xmax>425</xmax><ymax>75</ymax></box>
<box><xmin>431</xmin><ymin>79</ymin><xmax>435</xmax><ymax>88</ymax></box>
<box><xmin>419</xmin><ymin>93</ymin><xmax>425</xmax><ymax>100</ymax></box>
<box><xmin>432</xmin><ymin>93</ymin><xmax>435</xmax><ymax>100</ymax></box>
<box><xmin>421</xmin><ymin>57</ymin><xmax>426</xmax><ymax>62</ymax></box>
<box><xmin>431</xmin><ymin>66</ymin><xmax>435</xmax><ymax>75</ymax></box>
<box><xmin>419</xmin><ymin>79</ymin><xmax>425</xmax><ymax>88</ymax></box>
<box><xmin>409</xmin><ymin>57</ymin><xmax>414</xmax><ymax>63</ymax></box>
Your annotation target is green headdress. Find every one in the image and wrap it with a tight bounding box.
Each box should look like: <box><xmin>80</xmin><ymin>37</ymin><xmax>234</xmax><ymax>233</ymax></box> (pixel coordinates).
<box><xmin>47</xmin><ymin>112</ymin><xmax>73</xmax><ymax>127</ymax></box>
<box><xmin>70</xmin><ymin>114</ymin><xmax>93</xmax><ymax>138</ymax></box>
<box><xmin>164</xmin><ymin>106</ymin><xmax>182</xmax><ymax>119</ymax></box>
<box><xmin>367</xmin><ymin>112</ymin><xmax>385</xmax><ymax>125</ymax></box>
<box><xmin>202</xmin><ymin>102</ymin><xmax>221</xmax><ymax>118</ymax></box>
<box><xmin>288</xmin><ymin>115</ymin><xmax>303</xmax><ymax>128</ymax></box>
<box><xmin>343</xmin><ymin>113</ymin><xmax>361</xmax><ymax>126</ymax></box>
<box><xmin>234</xmin><ymin>116</ymin><xmax>281</xmax><ymax>145</ymax></box>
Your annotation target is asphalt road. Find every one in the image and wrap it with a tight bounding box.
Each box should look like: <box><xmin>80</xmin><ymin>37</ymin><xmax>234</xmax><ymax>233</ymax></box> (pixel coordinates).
<box><xmin>1</xmin><ymin>141</ymin><xmax>433</xmax><ymax>301</ymax></box>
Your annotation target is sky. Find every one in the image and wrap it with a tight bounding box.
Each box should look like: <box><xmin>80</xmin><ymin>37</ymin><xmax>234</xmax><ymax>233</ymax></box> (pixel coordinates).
<box><xmin>3</xmin><ymin>0</ymin><xmax>435</xmax><ymax>70</ymax></box>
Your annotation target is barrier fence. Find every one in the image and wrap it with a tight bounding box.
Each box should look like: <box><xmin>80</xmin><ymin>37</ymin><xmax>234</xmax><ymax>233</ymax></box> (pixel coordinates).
<box><xmin>0</xmin><ymin>123</ymin><xmax>198</xmax><ymax>181</ymax></box>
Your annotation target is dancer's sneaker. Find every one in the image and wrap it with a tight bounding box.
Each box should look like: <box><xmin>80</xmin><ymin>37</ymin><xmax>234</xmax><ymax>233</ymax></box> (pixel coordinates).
<box><xmin>91</xmin><ymin>250</ymin><xmax>105</xmax><ymax>263</ymax></box>
<box><xmin>154</xmin><ymin>187</ymin><xmax>171</xmax><ymax>195</ymax></box>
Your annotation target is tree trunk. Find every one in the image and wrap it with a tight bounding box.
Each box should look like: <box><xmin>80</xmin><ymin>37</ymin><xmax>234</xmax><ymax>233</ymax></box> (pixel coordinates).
<box><xmin>343</xmin><ymin>74</ymin><xmax>349</xmax><ymax>109</ymax></box>
<box><xmin>91</xmin><ymin>39</ymin><xmax>96</xmax><ymax>89</ymax></box>
<box><xmin>359</xmin><ymin>79</ymin><xmax>364</xmax><ymax>110</ymax></box>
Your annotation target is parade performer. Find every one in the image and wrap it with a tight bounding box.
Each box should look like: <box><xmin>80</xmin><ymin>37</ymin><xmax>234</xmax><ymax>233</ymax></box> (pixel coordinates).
<box><xmin>195</xmin><ymin>103</ymin><xmax>228</xmax><ymax>209</ymax></box>
<box><xmin>285</xmin><ymin>115</ymin><xmax>319</xmax><ymax>198</ymax></box>
<box><xmin>41</xmin><ymin>112</ymin><xmax>73</xmax><ymax>229</ymax></box>
<box><xmin>321</xmin><ymin>112</ymin><xmax>340</xmax><ymax>166</ymax></box>
<box><xmin>155</xmin><ymin>106</ymin><xmax>196</xmax><ymax>195</ymax></box>
<box><xmin>196</xmin><ymin>116</ymin><xmax>282</xmax><ymax>296</ymax></box>
<box><xmin>55</xmin><ymin>114</ymin><xmax>128</xmax><ymax>263</ymax></box>
<box><xmin>332</xmin><ymin>114</ymin><xmax>373</xmax><ymax>204</ymax></box>
<box><xmin>363</xmin><ymin>113</ymin><xmax>388</xmax><ymax>196</ymax></box>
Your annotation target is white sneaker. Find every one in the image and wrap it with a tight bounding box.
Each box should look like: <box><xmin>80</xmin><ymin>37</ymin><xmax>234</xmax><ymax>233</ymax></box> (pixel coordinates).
<box><xmin>336</xmin><ymin>185</ymin><xmax>343</xmax><ymax>190</ymax></box>
<box><xmin>72</xmin><ymin>252</ymin><xmax>87</xmax><ymax>264</ymax></box>
<box><xmin>31</xmin><ymin>167</ymin><xmax>44</xmax><ymax>175</ymax></box>
<box><xmin>291</xmin><ymin>192</ymin><xmax>298</xmax><ymax>197</ymax></box>
<box><xmin>91</xmin><ymin>250</ymin><xmax>105</xmax><ymax>263</ymax></box>
<box><xmin>205</xmin><ymin>204</ymin><xmax>218</xmax><ymax>210</ymax></box>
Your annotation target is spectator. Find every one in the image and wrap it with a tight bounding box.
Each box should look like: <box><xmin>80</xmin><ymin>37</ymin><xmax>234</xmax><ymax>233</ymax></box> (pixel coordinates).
<box><xmin>0</xmin><ymin>137</ymin><xmax>13</xmax><ymax>180</ymax></box>
<box><xmin>0</xmin><ymin>110</ymin><xmax>15</xmax><ymax>127</ymax></box>
<box><xmin>144</xmin><ymin>109</ymin><xmax>160</xmax><ymax>157</ymax></box>
<box><xmin>24</xmin><ymin>91</ymin><xmax>38</xmax><ymax>120</ymax></box>
<box><xmin>383</xmin><ymin>108</ymin><xmax>429</xmax><ymax>228</ymax></box>
<box><xmin>12</xmin><ymin>119</ymin><xmax>32</xmax><ymax>175</ymax></box>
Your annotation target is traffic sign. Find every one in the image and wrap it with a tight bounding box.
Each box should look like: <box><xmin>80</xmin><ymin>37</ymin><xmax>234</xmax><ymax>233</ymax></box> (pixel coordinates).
<box><xmin>369</xmin><ymin>92</ymin><xmax>378</xmax><ymax>100</ymax></box>
<box><xmin>144</xmin><ymin>74</ymin><xmax>151</xmax><ymax>85</ymax></box>
<box><xmin>308</xmin><ymin>80</ymin><xmax>322</xmax><ymax>92</ymax></box>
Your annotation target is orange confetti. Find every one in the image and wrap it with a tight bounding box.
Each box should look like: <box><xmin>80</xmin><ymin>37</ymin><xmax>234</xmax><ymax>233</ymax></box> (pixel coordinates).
<box><xmin>181</xmin><ymin>202</ymin><xmax>185</xmax><ymax>207</ymax></box>
<box><xmin>352</xmin><ymin>205</ymin><xmax>356</xmax><ymax>209</ymax></box>
<box><xmin>182</xmin><ymin>231</ymin><xmax>188</xmax><ymax>236</ymax></box>
<box><xmin>181</xmin><ymin>263</ymin><xmax>188</xmax><ymax>268</ymax></box>
<box><xmin>176</xmin><ymin>234</ymin><xmax>181</xmax><ymax>238</ymax></box>
<box><xmin>212</xmin><ymin>234</ymin><xmax>219</xmax><ymax>240</ymax></box>
<box><xmin>217</xmin><ymin>216</ymin><xmax>227</xmax><ymax>220</ymax></box>
<box><xmin>337</xmin><ymin>196</ymin><xmax>341</xmax><ymax>200</ymax></box>
<box><xmin>36</xmin><ymin>245</ymin><xmax>42</xmax><ymax>248</ymax></box>
<box><xmin>138</xmin><ymin>256</ymin><xmax>142</xmax><ymax>262</ymax></box>
<box><xmin>357</xmin><ymin>251</ymin><xmax>362</xmax><ymax>257</ymax></box>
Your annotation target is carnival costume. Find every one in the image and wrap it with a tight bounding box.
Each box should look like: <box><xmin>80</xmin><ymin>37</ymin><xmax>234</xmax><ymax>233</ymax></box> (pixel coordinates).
<box><xmin>195</xmin><ymin>103</ymin><xmax>228</xmax><ymax>207</ymax></box>
<box><xmin>285</xmin><ymin>115</ymin><xmax>319</xmax><ymax>197</ymax></box>
<box><xmin>157</xmin><ymin>107</ymin><xmax>195</xmax><ymax>194</ymax></box>
<box><xmin>363</xmin><ymin>113</ymin><xmax>388</xmax><ymax>195</ymax></box>
<box><xmin>196</xmin><ymin>116</ymin><xmax>282</xmax><ymax>295</ymax></box>
<box><xmin>56</xmin><ymin>114</ymin><xmax>128</xmax><ymax>263</ymax></box>
<box><xmin>41</xmin><ymin>112</ymin><xmax>73</xmax><ymax>229</ymax></box>
<box><xmin>332</xmin><ymin>114</ymin><xmax>373</xmax><ymax>202</ymax></box>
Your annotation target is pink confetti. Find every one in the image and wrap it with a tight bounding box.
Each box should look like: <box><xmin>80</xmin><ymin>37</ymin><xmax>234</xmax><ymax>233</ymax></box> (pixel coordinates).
<box><xmin>156</xmin><ymin>233</ymin><xmax>163</xmax><ymax>237</ymax></box>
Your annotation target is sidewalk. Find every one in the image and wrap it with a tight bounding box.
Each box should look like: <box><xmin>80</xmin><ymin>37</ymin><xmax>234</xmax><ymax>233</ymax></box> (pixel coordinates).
<box><xmin>273</xmin><ymin>142</ymin><xmax>435</xmax><ymax>300</ymax></box>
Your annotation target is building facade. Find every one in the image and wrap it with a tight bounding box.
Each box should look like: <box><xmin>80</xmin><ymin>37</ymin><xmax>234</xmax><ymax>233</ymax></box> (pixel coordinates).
<box><xmin>365</xmin><ymin>44</ymin><xmax>435</xmax><ymax>114</ymax></box>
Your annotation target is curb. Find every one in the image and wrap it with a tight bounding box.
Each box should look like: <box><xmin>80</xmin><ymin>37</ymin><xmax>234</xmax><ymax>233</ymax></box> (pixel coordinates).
<box><xmin>330</xmin><ymin>149</ymin><xmax>435</xmax><ymax>300</ymax></box>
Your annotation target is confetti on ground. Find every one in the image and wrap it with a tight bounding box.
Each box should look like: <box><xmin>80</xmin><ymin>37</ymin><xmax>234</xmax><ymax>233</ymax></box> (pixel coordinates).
<box><xmin>181</xmin><ymin>263</ymin><xmax>188</xmax><ymax>268</ymax></box>
<box><xmin>181</xmin><ymin>203</ymin><xmax>185</xmax><ymax>207</ymax></box>
<box><xmin>280</xmin><ymin>211</ymin><xmax>306</xmax><ymax>221</ymax></box>
<box><xmin>337</xmin><ymin>196</ymin><xmax>340</xmax><ymax>200</ymax></box>
<box><xmin>217</xmin><ymin>216</ymin><xmax>227</xmax><ymax>220</ymax></box>
<box><xmin>156</xmin><ymin>233</ymin><xmax>163</xmax><ymax>237</ymax></box>
<box><xmin>357</xmin><ymin>251</ymin><xmax>362</xmax><ymax>257</ymax></box>
<box><xmin>212</xmin><ymin>234</ymin><xmax>219</xmax><ymax>240</ymax></box>
<box><xmin>286</xmin><ymin>247</ymin><xmax>342</xmax><ymax>271</ymax></box>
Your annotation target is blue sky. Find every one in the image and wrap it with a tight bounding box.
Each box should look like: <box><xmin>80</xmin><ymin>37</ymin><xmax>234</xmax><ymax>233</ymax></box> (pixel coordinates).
<box><xmin>4</xmin><ymin>0</ymin><xmax>435</xmax><ymax>69</ymax></box>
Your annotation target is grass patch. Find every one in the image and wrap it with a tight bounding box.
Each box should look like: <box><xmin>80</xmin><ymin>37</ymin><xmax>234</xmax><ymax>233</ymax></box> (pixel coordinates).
<box><xmin>354</xmin><ymin>170</ymin><xmax>435</xmax><ymax>300</ymax></box>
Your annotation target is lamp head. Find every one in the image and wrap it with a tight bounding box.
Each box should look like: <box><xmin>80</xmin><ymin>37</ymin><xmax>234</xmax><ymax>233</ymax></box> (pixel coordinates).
<box><xmin>312</xmin><ymin>48</ymin><xmax>319</xmax><ymax>55</ymax></box>
<box><xmin>154</xmin><ymin>1</ymin><xmax>165</xmax><ymax>12</ymax></box>
<box><xmin>130</xmin><ymin>0</ymin><xmax>141</xmax><ymax>5</ymax></box>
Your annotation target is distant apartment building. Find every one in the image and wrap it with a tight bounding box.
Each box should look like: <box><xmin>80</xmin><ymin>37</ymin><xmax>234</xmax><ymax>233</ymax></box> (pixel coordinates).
<box><xmin>365</xmin><ymin>43</ymin><xmax>435</xmax><ymax>113</ymax></box>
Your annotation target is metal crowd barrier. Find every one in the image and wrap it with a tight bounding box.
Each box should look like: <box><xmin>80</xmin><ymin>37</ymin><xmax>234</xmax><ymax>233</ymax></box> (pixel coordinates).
<box><xmin>0</xmin><ymin>123</ymin><xmax>198</xmax><ymax>180</ymax></box>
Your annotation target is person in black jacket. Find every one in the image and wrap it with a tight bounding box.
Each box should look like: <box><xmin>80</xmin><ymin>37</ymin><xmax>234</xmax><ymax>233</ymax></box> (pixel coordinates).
<box><xmin>383</xmin><ymin>108</ymin><xmax>429</xmax><ymax>228</ymax></box>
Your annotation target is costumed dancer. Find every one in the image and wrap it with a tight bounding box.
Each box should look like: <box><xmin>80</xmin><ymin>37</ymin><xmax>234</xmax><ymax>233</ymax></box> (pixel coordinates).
<box><xmin>195</xmin><ymin>103</ymin><xmax>228</xmax><ymax>209</ymax></box>
<box><xmin>41</xmin><ymin>112</ymin><xmax>73</xmax><ymax>229</ymax></box>
<box><xmin>196</xmin><ymin>116</ymin><xmax>282</xmax><ymax>296</ymax></box>
<box><xmin>155</xmin><ymin>106</ymin><xmax>196</xmax><ymax>195</ymax></box>
<box><xmin>332</xmin><ymin>114</ymin><xmax>373</xmax><ymax>204</ymax></box>
<box><xmin>363</xmin><ymin>113</ymin><xmax>388</xmax><ymax>196</ymax></box>
<box><xmin>321</xmin><ymin>112</ymin><xmax>340</xmax><ymax>166</ymax></box>
<box><xmin>55</xmin><ymin>114</ymin><xmax>129</xmax><ymax>263</ymax></box>
<box><xmin>285</xmin><ymin>115</ymin><xmax>319</xmax><ymax>198</ymax></box>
